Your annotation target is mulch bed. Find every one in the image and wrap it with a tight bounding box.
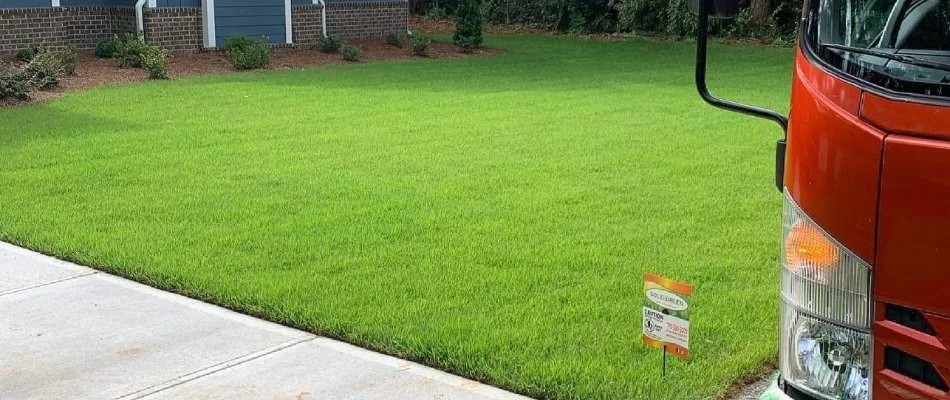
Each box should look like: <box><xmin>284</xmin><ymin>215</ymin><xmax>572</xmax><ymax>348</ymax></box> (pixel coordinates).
<box><xmin>2</xmin><ymin>37</ymin><xmax>496</xmax><ymax>107</ymax></box>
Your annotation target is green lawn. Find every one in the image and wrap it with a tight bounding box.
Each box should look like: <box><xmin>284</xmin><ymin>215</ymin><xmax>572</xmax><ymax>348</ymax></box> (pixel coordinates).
<box><xmin>0</xmin><ymin>35</ymin><xmax>793</xmax><ymax>399</ymax></box>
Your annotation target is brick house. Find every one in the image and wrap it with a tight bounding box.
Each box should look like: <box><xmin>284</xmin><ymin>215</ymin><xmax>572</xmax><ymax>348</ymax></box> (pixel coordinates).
<box><xmin>0</xmin><ymin>0</ymin><xmax>408</xmax><ymax>54</ymax></box>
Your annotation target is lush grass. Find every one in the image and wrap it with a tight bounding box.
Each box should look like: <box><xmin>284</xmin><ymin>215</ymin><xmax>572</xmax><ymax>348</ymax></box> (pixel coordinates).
<box><xmin>0</xmin><ymin>36</ymin><xmax>793</xmax><ymax>399</ymax></box>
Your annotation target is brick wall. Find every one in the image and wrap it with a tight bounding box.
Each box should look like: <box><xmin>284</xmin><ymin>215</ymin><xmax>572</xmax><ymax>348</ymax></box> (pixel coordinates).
<box><xmin>292</xmin><ymin>1</ymin><xmax>408</xmax><ymax>46</ymax></box>
<box><xmin>0</xmin><ymin>3</ymin><xmax>408</xmax><ymax>55</ymax></box>
<box><xmin>144</xmin><ymin>7</ymin><xmax>202</xmax><ymax>52</ymax></box>
<box><xmin>291</xmin><ymin>4</ymin><xmax>323</xmax><ymax>46</ymax></box>
<box><xmin>0</xmin><ymin>7</ymin><xmax>136</xmax><ymax>54</ymax></box>
<box><xmin>327</xmin><ymin>2</ymin><xmax>408</xmax><ymax>38</ymax></box>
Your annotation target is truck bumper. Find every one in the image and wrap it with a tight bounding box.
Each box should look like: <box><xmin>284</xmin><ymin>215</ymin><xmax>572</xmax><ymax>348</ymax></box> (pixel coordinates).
<box><xmin>758</xmin><ymin>374</ymin><xmax>794</xmax><ymax>400</ymax></box>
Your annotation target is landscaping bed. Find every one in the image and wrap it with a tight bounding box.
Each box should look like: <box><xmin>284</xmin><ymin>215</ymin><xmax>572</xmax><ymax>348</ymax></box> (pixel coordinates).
<box><xmin>2</xmin><ymin>38</ymin><xmax>493</xmax><ymax>106</ymax></box>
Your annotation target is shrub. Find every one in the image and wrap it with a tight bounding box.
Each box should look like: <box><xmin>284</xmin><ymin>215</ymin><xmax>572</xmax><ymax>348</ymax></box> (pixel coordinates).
<box><xmin>141</xmin><ymin>45</ymin><xmax>170</xmax><ymax>79</ymax></box>
<box><xmin>411</xmin><ymin>36</ymin><xmax>431</xmax><ymax>57</ymax></box>
<box><xmin>17</xmin><ymin>50</ymin><xmax>61</xmax><ymax>90</ymax></box>
<box><xmin>426</xmin><ymin>6</ymin><xmax>448</xmax><ymax>20</ymax></box>
<box><xmin>341</xmin><ymin>44</ymin><xmax>360</xmax><ymax>62</ymax></box>
<box><xmin>225</xmin><ymin>35</ymin><xmax>270</xmax><ymax>70</ymax></box>
<box><xmin>453</xmin><ymin>0</ymin><xmax>483</xmax><ymax>52</ymax></box>
<box><xmin>56</xmin><ymin>47</ymin><xmax>78</xmax><ymax>75</ymax></box>
<box><xmin>386</xmin><ymin>33</ymin><xmax>405</xmax><ymax>48</ymax></box>
<box><xmin>114</xmin><ymin>33</ymin><xmax>151</xmax><ymax>68</ymax></box>
<box><xmin>0</xmin><ymin>69</ymin><xmax>32</xmax><ymax>101</ymax></box>
<box><xmin>0</xmin><ymin>46</ymin><xmax>76</xmax><ymax>100</ymax></box>
<box><xmin>15</xmin><ymin>47</ymin><xmax>40</xmax><ymax>63</ymax></box>
<box><xmin>95</xmin><ymin>36</ymin><xmax>120</xmax><ymax>58</ymax></box>
<box><xmin>568</xmin><ymin>9</ymin><xmax>588</xmax><ymax>34</ymax></box>
<box><xmin>223</xmin><ymin>35</ymin><xmax>256</xmax><ymax>53</ymax></box>
<box><xmin>318</xmin><ymin>34</ymin><xmax>342</xmax><ymax>53</ymax></box>
<box><xmin>471</xmin><ymin>0</ymin><xmax>797</xmax><ymax>42</ymax></box>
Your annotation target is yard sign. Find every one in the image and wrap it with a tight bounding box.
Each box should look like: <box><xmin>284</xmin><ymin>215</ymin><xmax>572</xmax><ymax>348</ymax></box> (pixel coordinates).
<box><xmin>642</xmin><ymin>273</ymin><xmax>693</xmax><ymax>359</ymax></box>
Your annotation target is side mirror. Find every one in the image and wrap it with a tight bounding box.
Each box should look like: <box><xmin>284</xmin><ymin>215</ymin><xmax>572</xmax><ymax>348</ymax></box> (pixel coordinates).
<box><xmin>689</xmin><ymin>0</ymin><xmax>740</xmax><ymax>19</ymax></box>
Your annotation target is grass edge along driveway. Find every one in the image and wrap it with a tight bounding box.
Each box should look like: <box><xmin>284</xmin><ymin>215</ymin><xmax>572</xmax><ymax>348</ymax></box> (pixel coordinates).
<box><xmin>0</xmin><ymin>35</ymin><xmax>794</xmax><ymax>400</ymax></box>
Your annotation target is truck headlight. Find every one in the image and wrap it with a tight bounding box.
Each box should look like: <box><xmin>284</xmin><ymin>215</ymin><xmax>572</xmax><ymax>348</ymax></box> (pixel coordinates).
<box><xmin>781</xmin><ymin>304</ymin><xmax>871</xmax><ymax>399</ymax></box>
<box><xmin>779</xmin><ymin>192</ymin><xmax>872</xmax><ymax>400</ymax></box>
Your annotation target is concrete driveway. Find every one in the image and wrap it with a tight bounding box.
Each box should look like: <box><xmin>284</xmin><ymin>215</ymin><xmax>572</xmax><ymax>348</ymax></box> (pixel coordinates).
<box><xmin>0</xmin><ymin>242</ymin><xmax>530</xmax><ymax>400</ymax></box>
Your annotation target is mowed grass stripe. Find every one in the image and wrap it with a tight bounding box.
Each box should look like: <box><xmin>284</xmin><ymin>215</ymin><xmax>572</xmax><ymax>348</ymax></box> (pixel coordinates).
<box><xmin>0</xmin><ymin>35</ymin><xmax>793</xmax><ymax>399</ymax></box>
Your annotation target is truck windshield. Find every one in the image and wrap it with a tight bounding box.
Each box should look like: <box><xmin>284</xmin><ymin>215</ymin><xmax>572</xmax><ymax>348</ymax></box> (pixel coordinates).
<box><xmin>805</xmin><ymin>0</ymin><xmax>950</xmax><ymax>98</ymax></box>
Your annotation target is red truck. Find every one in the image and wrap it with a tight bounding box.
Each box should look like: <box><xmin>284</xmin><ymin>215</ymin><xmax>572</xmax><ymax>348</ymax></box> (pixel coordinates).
<box><xmin>692</xmin><ymin>1</ymin><xmax>949</xmax><ymax>399</ymax></box>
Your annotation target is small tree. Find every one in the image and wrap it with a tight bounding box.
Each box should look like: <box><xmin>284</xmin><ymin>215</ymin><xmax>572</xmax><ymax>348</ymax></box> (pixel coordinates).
<box><xmin>453</xmin><ymin>0</ymin><xmax>483</xmax><ymax>52</ymax></box>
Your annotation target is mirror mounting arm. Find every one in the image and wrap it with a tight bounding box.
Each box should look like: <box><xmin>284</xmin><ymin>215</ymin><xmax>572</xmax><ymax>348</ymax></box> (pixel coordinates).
<box><xmin>695</xmin><ymin>0</ymin><xmax>789</xmax><ymax>192</ymax></box>
<box><xmin>694</xmin><ymin>0</ymin><xmax>789</xmax><ymax>134</ymax></box>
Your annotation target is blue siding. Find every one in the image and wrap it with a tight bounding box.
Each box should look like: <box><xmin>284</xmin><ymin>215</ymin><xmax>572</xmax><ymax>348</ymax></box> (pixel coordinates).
<box><xmin>155</xmin><ymin>0</ymin><xmax>199</xmax><ymax>6</ymax></box>
<box><xmin>1</xmin><ymin>0</ymin><xmax>52</xmax><ymax>8</ymax></box>
<box><xmin>215</xmin><ymin>0</ymin><xmax>286</xmax><ymax>45</ymax></box>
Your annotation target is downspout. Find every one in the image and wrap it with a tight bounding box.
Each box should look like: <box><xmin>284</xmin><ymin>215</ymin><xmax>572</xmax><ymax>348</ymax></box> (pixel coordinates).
<box><xmin>135</xmin><ymin>0</ymin><xmax>148</xmax><ymax>37</ymax></box>
<box><xmin>317</xmin><ymin>0</ymin><xmax>328</xmax><ymax>37</ymax></box>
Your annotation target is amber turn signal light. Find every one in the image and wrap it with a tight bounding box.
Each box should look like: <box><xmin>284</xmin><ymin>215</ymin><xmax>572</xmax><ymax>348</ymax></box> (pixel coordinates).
<box><xmin>785</xmin><ymin>221</ymin><xmax>839</xmax><ymax>269</ymax></box>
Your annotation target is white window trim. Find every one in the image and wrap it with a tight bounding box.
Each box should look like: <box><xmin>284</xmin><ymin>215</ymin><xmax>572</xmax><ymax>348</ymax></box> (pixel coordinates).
<box><xmin>51</xmin><ymin>0</ymin><xmax>60</xmax><ymax>7</ymax></box>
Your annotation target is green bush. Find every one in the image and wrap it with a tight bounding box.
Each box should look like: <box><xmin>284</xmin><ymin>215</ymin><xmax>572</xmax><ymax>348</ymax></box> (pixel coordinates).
<box><xmin>113</xmin><ymin>34</ymin><xmax>171</xmax><ymax>77</ymax></box>
<box><xmin>386</xmin><ymin>33</ymin><xmax>405</xmax><ymax>48</ymax></box>
<box><xmin>56</xmin><ymin>47</ymin><xmax>78</xmax><ymax>75</ymax></box>
<box><xmin>662</xmin><ymin>0</ymin><xmax>697</xmax><ymax>37</ymax></box>
<box><xmin>319</xmin><ymin>34</ymin><xmax>342</xmax><ymax>53</ymax></box>
<box><xmin>223</xmin><ymin>35</ymin><xmax>256</xmax><ymax>53</ymax></box>
<box><xmin>411</xmin><ymin>36</ymin><xmax>431</xmax><ymax>57</ymax></box>
<box><xmin>15</xmin><ymin>47</ymin><xmax>41</xmax><ymax>63</ymax></box>
<box><xmin>0</xmin><ymin>46</ymin><xmax>76</xmax><ymax>100</ymax></box>
<box><xmin>114</xmin><ymin>33</ymin><xmax>151</xmax><ymax>68</ymax></box>
<box><xmin>341</xmin><ymin>44</ymin><xmax>360</xmax><ymax>62</ymax></box>
<box><xmin>17</xmin><ymin>50</ymin><xmax>61</xmax><ymax>90</ymax></box>
<box><xmin>141</xmin><ymin>46</ymin><xmax>170</xmax><ymax>79</ymax></box>
<box><xmin>453</xmin><ymin>0</ymin><xmax>483</xmax><ymax>52</ymax></box>
<box><xmin>470</xmin><ymin>0</ymin><xmax>797</xmax><ymax>42</ymax></box>
<box><xmin>568</xmin><ymin>10</ymin><xmax>588</xmax><ymax>34</ymax></box>
<box><xmin>426</xmin><ymin>6</ymin><xmax>448</xmax><ymax>20</ymax></box>
<box><xmin>225</xmin><ymin>35</ymin><xmax>270</xmax><ymax>70</ymax></box>
<box><xmin>0</xmin><ymin>69</ymin><xmax>32</xmax><ymax>101</ymax></box>
<box><xmin>95</xmin><ymin>36</ymin><xmax>120</xmax><ymax>58</ymax></box>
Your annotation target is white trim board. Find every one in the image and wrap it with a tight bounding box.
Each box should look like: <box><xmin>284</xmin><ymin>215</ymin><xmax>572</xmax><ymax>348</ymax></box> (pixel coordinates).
<box><xmin>285</xmin><ymin>0</ymin><xmax>293</xmax><ymax>44</ymax></box>
<box><xmin>202</xmin><ymin>0</ymin><xmax>216</xmax><ymax>48</ymax></box>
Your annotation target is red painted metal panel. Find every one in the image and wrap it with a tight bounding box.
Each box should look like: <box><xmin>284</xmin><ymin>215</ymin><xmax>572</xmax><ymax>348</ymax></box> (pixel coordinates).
<box><xmin>873</xmin><ymin>136</ymin><xmax>950</xmax><ymax>400</ymax></box>
<box><xmin>874</xmin><ymin>302</ymin><xmax>947</xmax><ymax>399</ymax></box>
<box><xmin>795</xmin><ymin>51</ymin><xmax>864</xmax><ymax>115</ymax></box>
<box><xmin>875</xmin><ymin>369</ymin><xmax>949</xmax><ymax>400</ymax></box>
<box><xmin>877</xmin><ymin>136</ymin><xmax>950</xmax><ymax>316</ymax></box>
<box><xmin>785</xmin><ymin>51</ymin><xmax>884</xmax><ymax>263</ymax></box>
<box><xmin>862</xmin><ymin>94</ymin><xmax>950</xmax><ymax>140</ymax></box>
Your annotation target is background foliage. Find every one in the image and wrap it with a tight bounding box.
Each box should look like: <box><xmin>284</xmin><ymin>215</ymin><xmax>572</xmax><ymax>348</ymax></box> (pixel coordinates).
<box><xmin>413</xmin><ymin>0</ymin><xmax>801</xmax><ymax>43</ymax></box>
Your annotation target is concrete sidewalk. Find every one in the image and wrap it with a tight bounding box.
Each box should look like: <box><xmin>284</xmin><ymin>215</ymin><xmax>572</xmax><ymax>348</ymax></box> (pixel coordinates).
<box><xmin>0</xmin><ymin>242</ymin><xmax>531</xmax><ymax>400</ymax></box>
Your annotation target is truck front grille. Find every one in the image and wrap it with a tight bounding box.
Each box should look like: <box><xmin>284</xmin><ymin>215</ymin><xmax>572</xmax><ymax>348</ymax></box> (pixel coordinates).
<box><xmin>884</xmin><ymin>346</ymin><xmax>949</xmax><ymax>391</ymax></box>
<box><xmin>886</xmin><ymin>304</ymin><xmax>937</xmax><ymax>335</ymax></box>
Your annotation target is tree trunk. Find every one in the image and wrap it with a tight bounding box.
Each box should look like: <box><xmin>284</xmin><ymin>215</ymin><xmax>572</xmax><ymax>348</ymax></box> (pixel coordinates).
<box><xmin>749</xmin><ymin>0</ymin><xmax>773</xmax><ymax>22</ymax></box>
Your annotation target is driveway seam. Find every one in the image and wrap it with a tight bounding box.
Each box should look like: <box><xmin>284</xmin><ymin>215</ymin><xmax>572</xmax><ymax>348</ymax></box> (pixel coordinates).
<box><xmin>115</xmin><ymin>335</ymin><xmax>318</xmax><ymax>400</ymax></box>
<box><xmin>0</xmin><ymin>271</ymin><xmax>98</xmax><ymax>297</ymax></box>
<box><xmin>309</xmin><ymin>338</ymin><xmax>532</xmax><ymax>400</ymax></box>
